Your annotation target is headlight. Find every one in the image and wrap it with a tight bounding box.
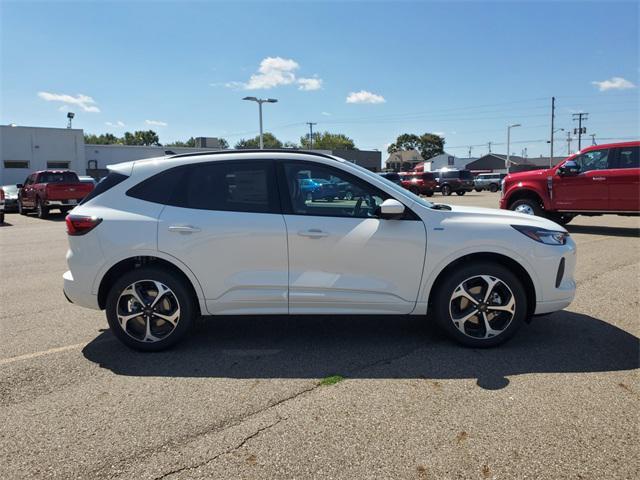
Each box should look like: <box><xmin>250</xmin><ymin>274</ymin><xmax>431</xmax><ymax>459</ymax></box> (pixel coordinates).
<box><xmin>512</xmin><ymin>225</ymin><xmax>568</xmax><ymax>245</ymax></box>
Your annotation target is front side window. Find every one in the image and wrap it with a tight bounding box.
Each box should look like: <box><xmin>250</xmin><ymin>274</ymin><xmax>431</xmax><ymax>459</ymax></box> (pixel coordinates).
<box><xmin>282</xmin><ymin>162</ymin><xmax>388</xmax><ymax>218</ymax></box>
<box><xmin>575</xmin><ymin>149</ymin><xmax>610</xmax><ymax>172</ymax></box>
<box><xmin>616</xmin><ymin>146</ymin><xmax>639</xmax><ymax>169</ymax></box>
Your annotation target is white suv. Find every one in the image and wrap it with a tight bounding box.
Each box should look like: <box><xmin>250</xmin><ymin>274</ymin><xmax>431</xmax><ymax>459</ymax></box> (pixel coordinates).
<box><xmin>64</xmin><ymin>151</ymin><xmax>576</xmax><ymax>351</ymax></box>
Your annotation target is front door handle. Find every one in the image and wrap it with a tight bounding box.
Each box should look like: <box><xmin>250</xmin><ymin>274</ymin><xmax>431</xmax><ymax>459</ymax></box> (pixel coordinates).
<box><xmin>168</xmin><ymin>225</ymin><xmax>201</xmax><ymax>233</ymax></box>
<box><xmin>298</xmin><ymin>229</ymin><xmax>329</xmax><ymax>238</ymax></box>
<box><xmin>592</xmin><ymin>176</ymin><xmax>607</xmax><ymax>181</ymax></box>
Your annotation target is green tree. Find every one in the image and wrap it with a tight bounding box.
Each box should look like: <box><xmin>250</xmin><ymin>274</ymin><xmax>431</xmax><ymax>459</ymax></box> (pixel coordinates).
<box><xmin>218</xmin><ymin>138</ymin><xmax>229</xmax><ymax>149</ymax></box>
<box><xmin>300</xmin><ymin>131</ymin><xmax>356</xmax><ymax>150</ymax></box>
<box><xmin>166</xmin><ymin>137</ymin><xmax>196</xmax><ymax>148</ymax></box>
<box><xmin>387</xmin><ymin>133</ymin><xmax>445</xmax><ymax>160</ymax></box>
<box><xmin>123</xmin><ymin>130</ymin><xmax>160</xmax><ymax>146</ymax></box>
<box><xmin>234</xmin><ymin>132</ymin><xmax>282</xmax><ymax>149</ymax></box>
<box><xmin>84</xmin><ymin>133</ymin><xmax>120</xmax><ymax>145</ymax></box>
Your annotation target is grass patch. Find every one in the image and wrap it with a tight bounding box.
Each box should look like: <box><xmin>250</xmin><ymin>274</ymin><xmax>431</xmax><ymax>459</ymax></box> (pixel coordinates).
<box><xmin>319</xmin><ymin>375</ymin><xmax>345</xmax><ymax>386</ymax></box>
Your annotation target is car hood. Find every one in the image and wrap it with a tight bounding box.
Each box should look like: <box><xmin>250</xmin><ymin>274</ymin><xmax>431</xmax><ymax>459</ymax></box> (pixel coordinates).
<box><xmin>438</xmin><ymin>204</ymin><xmax>566</xmax><ymax>231</ymax></box>
<box><xmin>505</xmin><ymin>168</ymin><xmax>553</xmax><ymax>182</ymax></box>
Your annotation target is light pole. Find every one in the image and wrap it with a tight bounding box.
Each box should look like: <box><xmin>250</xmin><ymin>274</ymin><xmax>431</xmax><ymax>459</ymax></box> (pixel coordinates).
<box><xmin>547</xmin><ymin>128</ymin><xmax>564</xmax><ymax>167</ymax></box>
<box><xmin>243</xmin><ymin>96</ymin><xmax>278</xmax><ymax>149</ymax></box>
<box><xmin>506</xmin><ymin>124</ymin><xmax>521</xmax><ymax>174</ymax></box>
<box><xmin>67</xmin><ymin>112</ymin><xmax>75</xmax><ymax>129</ymax></box>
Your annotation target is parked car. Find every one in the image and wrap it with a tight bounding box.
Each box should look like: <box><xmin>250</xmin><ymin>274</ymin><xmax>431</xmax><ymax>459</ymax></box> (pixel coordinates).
<box><xmin>474</xmin><ymin>173</ymin><xmax>506</xmax><ymax>192</ymax></box>
<box><xmin>0</xmin><ymin>187</ymin><xmax>5</xmax><ymax>224</ymax></box>
<box><xmin>500</xmin><ymin>141</ymin><xmax>640</xmax><ymax>225</ymax></box>
<box><xmin>434</xmin><ymin>169</ymin><xmax>474</xmax><ymax>196</ymax></box>
<box><xmin>400</xmin><ymin>172</ymin><xmax>436</xmax><ymax>196</ymax></box>
<box><xmin>17</xmin><ymin>170</ymin><xmax>95</xmax><ymax>218</ymax></box>
<box><xmin>378</xmin><ymin>172</ymin><xmax>403</xmax><ymax>186</ymax></box>
<box><xmin>78</xmin><ymin>175</ymin><xmax>98</xmax><ymax>187</ymax></box>
<box><xmin>0</xmin><ymin>184</ymin><xmax>19</xmax><ymax>212</ymax></box>
<box><xmin>64</xmin><ymin>150</ymin><xmax>576</xmax><ymax>352</ymax></box>
<box><xmin>299</xmin><ymin>178</ymin><xmax>339</xmax><ymax>202</ymax></box>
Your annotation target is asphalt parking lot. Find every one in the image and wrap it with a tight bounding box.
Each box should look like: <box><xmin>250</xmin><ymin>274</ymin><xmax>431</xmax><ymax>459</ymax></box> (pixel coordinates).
<box><xmin>1</xmin><ymin>191</ymin><xmax>638</xmax><ymax>480</ymax></box>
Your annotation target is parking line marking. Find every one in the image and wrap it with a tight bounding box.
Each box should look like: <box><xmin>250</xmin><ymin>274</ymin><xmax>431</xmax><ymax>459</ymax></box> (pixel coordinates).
<box><xmin>0</xmin><ymin>343</ymin><xmax>86</xmax><ymax>366</ymax></box>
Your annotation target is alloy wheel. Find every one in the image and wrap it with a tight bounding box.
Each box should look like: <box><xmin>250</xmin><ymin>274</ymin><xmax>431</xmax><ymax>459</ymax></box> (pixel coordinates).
<box><xmin>514</xmin><ymin>203</ymin><xmax>535</xmax><ymax>215</ymax></box>
<box><xmin>449</xmin><ymin>275</ymin><xmax>516</xmax><ymax>339</ymax></box>
<box><xmin>116</xmin><ymin>280</ymin><xmax>181</xmax><ymax>343</ymax></box>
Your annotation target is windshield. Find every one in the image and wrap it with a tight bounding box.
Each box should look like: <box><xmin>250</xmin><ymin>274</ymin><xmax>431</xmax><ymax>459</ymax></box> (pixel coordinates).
<box><xmin>332</xmin><ymin>157</ymin><xmax>434</xmax><ymax>208</ymax></box>
<box><xmin>2</xmin><ymin>185</ymin><xmax>18</xmax><ymax>194</ymax></box>
<box><xmin>39</xmin><ymin>171</ymin><xmax>79</xmax><ymax>183</ymax></box>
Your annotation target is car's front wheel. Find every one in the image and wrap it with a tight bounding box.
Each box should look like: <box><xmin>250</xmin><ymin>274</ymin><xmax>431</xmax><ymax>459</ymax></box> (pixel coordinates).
<box><xmin>456</xmin><ymin>190</ymin><xmax>466</xmax><ymax>196</ymax></box>
<box><xmin>509</xmin><ymin>198</ymin><xmax>543</xmax><ymax>217</ymax></box>
<box><xmin>441</xmin><ymin>185</ymin><xmax>452</xmax><ymax>196</ymax></box>
<box><xmin>105</xmin><ymin>267</ymin><xmax>196</xmax><ymax>351</ymax></box>
<box><xmin>489</xmin><ymin>184</ymin><xmax>499</xmax><ymax>193</ymax></box>
<box><xmin>433</xmin><ymin>262</ymin><xmax>527</xmax><ymax>347</ymax></box>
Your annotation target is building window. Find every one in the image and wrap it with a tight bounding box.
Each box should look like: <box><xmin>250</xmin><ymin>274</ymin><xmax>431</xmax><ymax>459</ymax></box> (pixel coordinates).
<box><xmin>4</xmin><ymin>160</ymin><xmax>29</xmax><ymax>169</ymax></box>
<box><xmin>47</xmin><ymin>161</ymin><xmax>70</xmax><ymax>169</ymax></box>
<box><xmin>447</xmin><ymin>156</ymin><xmax>455</xmax><ymax>166</ymax></box>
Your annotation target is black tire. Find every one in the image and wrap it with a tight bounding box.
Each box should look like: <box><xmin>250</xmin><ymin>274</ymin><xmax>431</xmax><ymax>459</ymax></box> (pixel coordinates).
<box><xmin>425</xmin><ymin>191</ymin><xmax>434</xmax><ymax>197</ymax></box>
<box><xmin>475</xmin><ymin>188</ymin><xmax>482</xmax><ymax>192</ymax></box>
<box><xmin>509</xmin><ymin>198</ymin><xmax>544</xmax><ymax>217</ymax></box>
<box><xmin>489</xmin><ymin>184</ymin><xmax>498</xmax><ymax>193</ymax></box>
<box><xmin>105</xmin><ymin>266</ymin><xmax>196</xmax><ymax>351</ymax></box>
<box><xmin>36</xmin><ymin>198</ymin><xmax>49</xmax><ymax>219</ymax></box>
<box><xmin>441</xmin><ymin>184</ymin><xmax>452</xmax><ymax>196</ymax></box>
<box><xmin>410</xmin><ymin>187</ymin><xmax>420</xmax><ymax>195</ymax></box>
<box><xmin>0</xmin><ymin>212</ymin><xmax>4</xmax><ymax>224</ymax></box>
<box><xmin>456</xmin><ymin>190</ymin><xmax>466</xmax><ymax>196</ymax></box>
<box><xmin>549</xmin><ymin>213</ymin><xmax>574</xmax><ymax>226</ymax></box>
<box><xmin>432</xmin><ymin>262</ymin><xmax>527</xmax><ymax>348</ymax></box>
<box><xmin>18</xmin><ymin>200</ymin><xmax>27</xmax><ymax>215</ymax></box>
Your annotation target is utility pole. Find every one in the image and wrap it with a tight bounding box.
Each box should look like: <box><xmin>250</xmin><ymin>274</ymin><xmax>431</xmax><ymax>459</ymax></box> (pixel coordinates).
<box><xmin>549</xmin><ymin>96</ymin><xmax>555</xmax><ymax>167</ymax></box>
<box><xmin>487</xmin><ymin>141</ymin><xmax>492</xmax><ymax>153</ymax></box>
<box><xmin>572</xmin><ymin>112</ymin><xmax>588</xmax><ymax>151</ymax></box>
<box><xmin>566</xmin><ymin>131</ymin><xmax>572</xmax><ymax>155</ymax></box>
<box><xmin>590</xmin><ymin>133</ymin><xmax>596</xmax><ymax>145</ymax></box>
<box><xmin>468</xmin><ymin>146</ymin><xmax>473</xmax><ymax>158</ymax></box>
<box><xmin>306</xmin><ymin>122</ymin><xmax>317</xmax><ymax>149</ymax></box>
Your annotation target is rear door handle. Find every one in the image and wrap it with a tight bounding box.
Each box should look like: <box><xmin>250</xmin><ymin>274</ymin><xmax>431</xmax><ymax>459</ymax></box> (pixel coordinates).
<box><xmin>168</xmin><ymin>225</ymin><xmax>201</xmax><ymax>233</ymax></box>
<box><xmin>592</xmin><ymin>177</ymin><xmax>607</xmax><ymax>181</ymax></box>
<box><xmin>298</xmin><ymin>229</ymin><xmax>329</xmax><ymax>238</ymax></box>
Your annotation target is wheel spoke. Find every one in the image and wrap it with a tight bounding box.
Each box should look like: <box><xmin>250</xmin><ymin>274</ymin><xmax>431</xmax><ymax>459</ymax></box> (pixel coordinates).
<box><xmin>152</xmin><ymin>310</ymin><xmax>179</xmax><ymax>326</ymax></box>
<box><xmin>149</xmin><ymin>281</ymin><xmax>171</xmax><ymax>308</ymax></box>
<box><xmin>452</xmin><ymin>309</ymin><xmax>479</xmax><ymax>334</ymax></box>
<box><xmin>451</xmin><ymin>284</ymin><xmax>479</xmax><ymax>305</ymax></box>
<box><xmin>487</xmin><ymin>295</ymin><xmax>515</xmax><ymax>313</ymax></box>
<box><xmin>481</xmin><ymin>312</ymin><xmax>503</xmax><ymax>339</ymax></box>
<box><xmin>482</xmin><ymin>275</ymin><xmax>501</xmax><ymax>303</ymax></box>
<box><xmin>122</xmin><ymin>283</ymin><xmax>146</xmax><ymax>307</ymax></box>
<box><xmin>143</xmin><ymin>317</ymin><xmax>160</xmax><ymax>343</ymax></box>
<box><xmin>117</xmin><ymin>312</ymin><xmax>142</xmax><ymax>329</ymax></box>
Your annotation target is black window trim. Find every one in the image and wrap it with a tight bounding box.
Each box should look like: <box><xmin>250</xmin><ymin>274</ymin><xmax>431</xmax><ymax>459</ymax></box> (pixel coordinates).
<box><xmin>275</xmin><ymin>159</ymin><xmax>419</xmax><ymax>220</ymax></box>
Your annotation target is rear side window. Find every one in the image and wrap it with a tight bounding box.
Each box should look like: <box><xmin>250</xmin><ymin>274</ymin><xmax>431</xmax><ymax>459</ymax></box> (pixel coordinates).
<box><xmin>127</xmin><ymin>167</ymin><xmax>186</xmax><ymax>205</ymax></box>
<box><xmin>616</xmin><ymin>146</ymin><xmax>639</xmax><ymax>169</ymax></box>
<box><xmin>80</xmin><ymin>172</ymin><xmax>128</xmax><ymax>205</ymax></box>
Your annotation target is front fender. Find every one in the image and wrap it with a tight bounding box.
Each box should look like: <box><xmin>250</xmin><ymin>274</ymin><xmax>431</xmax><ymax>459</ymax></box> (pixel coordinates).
<box><xmin>503</xmin><ymin>182</ymin><xmax>551</xmax><ymax>210</ymax></box>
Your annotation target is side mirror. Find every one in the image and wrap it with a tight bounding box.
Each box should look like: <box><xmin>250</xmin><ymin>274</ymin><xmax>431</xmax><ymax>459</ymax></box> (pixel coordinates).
<box><xmin>378</xmin><ymin>199</ymin><xmax>405</xmax><ymax>219</ymax></box>
<box><xmin>16</xmin><ymin>184</ymin><xmax>23</xmax><ymax>189</ymax></box>
<box><xmin>558</xmin><ymin>160</ymin><xmax>580</xmax><ymax>176</ymax></box>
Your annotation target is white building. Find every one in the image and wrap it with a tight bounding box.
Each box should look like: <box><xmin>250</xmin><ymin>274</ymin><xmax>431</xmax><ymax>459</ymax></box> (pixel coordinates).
<box><xmin>426</xmin><ymin>152</ymin><xmax>477</xmax><ymax>171</ymax></box>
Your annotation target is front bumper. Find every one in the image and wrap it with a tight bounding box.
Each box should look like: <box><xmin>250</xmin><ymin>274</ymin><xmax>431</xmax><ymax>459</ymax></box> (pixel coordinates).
<box><xmin>63</xmin><ymin>270</ymin><xmax>100</xmax><ymax>310</ymax></box>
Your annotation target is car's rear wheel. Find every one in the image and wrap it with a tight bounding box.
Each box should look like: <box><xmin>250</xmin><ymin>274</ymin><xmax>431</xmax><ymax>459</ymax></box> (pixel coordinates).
<box><xmin>0</xmin><ymin>212</ymin><xmax>4</xmax><ymax>224</ymax></box>
<box><xmin>441</xmin><ymin>185</ymin><xmax>452</xmax><ymax>196</ymax></box>
<box><xmin>18</xmin><ymin>200</ymin><xmax>27</xmax><ymax>215</ymax></box>
<box><xmin>105</xmin><ymin>267</ymin><xmax>196</xmax><ymax>351</ymax></box>
<box><xmin>425</xmin><ymin>191</ymin><xmax>434</xmax><ymax>197</ymax></box>
<box><xmin>433</xmin><ymin>262</ymin><xmax>527</xmax><ymax>347</ymax></box>
<box><xmin>36</xmin><ymin>198</ymin><xmax>48</xmax><ymax>219</ymax></box>
<box><xmin>489</xmin><ymin>184</ymin><xmax>499</xmax><ymax>192</ymax></box>
<box><xmin>456</xmin><ymin>190</ymin><xmax>466</xmax><ymax>196</ymax></box>
<box><xmin>475</xmin><ymin>188</ymin><xmax>482</xmax><ymax>192</ymax></box>
<box><xmin>509</xmin><ymin>198</ymin><xmax>543</xmax><ymax>217</ymax></box>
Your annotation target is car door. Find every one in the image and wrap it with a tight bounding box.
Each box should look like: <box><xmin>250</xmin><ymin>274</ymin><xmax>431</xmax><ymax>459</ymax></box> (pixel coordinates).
<box><xmin>608</xmin><ymin>146</ymin><xmax>640</xmax><ymax>212</ymax></box>
<box><xmin>279</xmin><ymin>160</ymin><xmax>427</xmax><ymax>314</ymax></box>
<box><xmin>553</xmin><ymin>148</ymin><xmax>612</xmax><ymax>211</ymax></box>
<box><xmin>157</xmin><ymin>160</ymin><xmax>289</xmax><ymax>315</ymax></box>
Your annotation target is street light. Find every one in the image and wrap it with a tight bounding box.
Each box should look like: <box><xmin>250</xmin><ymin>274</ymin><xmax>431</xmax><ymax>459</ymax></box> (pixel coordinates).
<box><xmin>242</xmin><ymin>96</ymin><xmax>278</xmax><ymax>149</ymax></box>
<box><xmin>67</xmin><ymin>112</ymin><xmax>75</xmax><ymax>129</ymax></box>
<box><xmin>506</xmin><ymin>123</ymin><xmax>521</xmax><ymax>174</ymax></box>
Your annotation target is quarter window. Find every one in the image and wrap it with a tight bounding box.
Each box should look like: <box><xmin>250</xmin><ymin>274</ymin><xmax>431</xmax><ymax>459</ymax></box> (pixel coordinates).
<box><xmin>282</xmin><ymin>162</ymin><xmax>389</xmax><ymax>218</ymax></box>
<box><xmin>616</xmin><ymin>146</ymin><xmax>639</xmax><ymax>169</ymax></box>
<box><xmin>575</xmin><ymin>149</ymin><xmax>610</xmax><ymax>171</ymax></box>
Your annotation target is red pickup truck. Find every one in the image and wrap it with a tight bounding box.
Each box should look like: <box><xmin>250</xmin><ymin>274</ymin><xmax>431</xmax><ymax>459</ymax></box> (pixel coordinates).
<box><xmin>17</xmin><ymin>170</ymin><xmax>94</xmax><ymax>218</ymax></box>
<box><xmin>500</xmin><ymin>141</ymin><xmax>640</xmax><ymax>224</ymax></box>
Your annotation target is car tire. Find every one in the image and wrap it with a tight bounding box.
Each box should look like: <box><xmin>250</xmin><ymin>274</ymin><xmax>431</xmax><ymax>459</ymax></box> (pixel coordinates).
<box><xmin>105</xmin><ymin>266</ymin><xmax>196</xmax><ymax>352</ymax></box>
<box><xmin>509</xmin><ymin>198</ymin><xmax>544</xmax><ymax>217</ymax></box>
<box><xmin>549</xmin><ymin>213</ymin><xmax>574</xmax><ymax>226</ymax></box>
<box><xmin>0</xmin><ymin>212</ymin><xmax>4</xmax><ymax>224</ymax></box>
<box><xmin>410</xmin><ymin>187</ymin><xmax>420</xmax><ymax>195</ymax></box>
<box><xmin>489</xmin><ymin>184</ymin><xmax>499</xmax><ymax>193</ymax></box>
<box><xmin>441</xmin><ymin>185</ymin><xmax>452</xmax><ymax>196</ymax></box>
<box><xmin>475</xmin><ymin>188</ymin><xmax>482</xmax><ymax>192</ymax></box>
<box><xmin>432</xmin><ymin>261</ymin><xmax>527</xmax><ymax>348</ymax></box>
<box><xmin>36</xmin><ymin>198</ymin><xmax>49</xmax><ymax>219</ymax></box>
<box><xmin>425</xmin><ymin>191</ymin><xmax>434</xmax><ymax>197</ymax></box>
<box><xmin>18</xmin><ymin>200</ymin><xmax>27</xmax><ymax>215</ymax></box>
<box><xmin>456</xmin><ymin>191</ymin><xmax>466</xmax><ymax>196</ymax></box>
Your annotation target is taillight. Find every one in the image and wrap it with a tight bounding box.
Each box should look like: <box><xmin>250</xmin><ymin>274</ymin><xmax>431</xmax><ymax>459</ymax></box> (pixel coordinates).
<box><xmin>66</xmin><ymin>215</ymin><xmax>102</xmax><ymax>236</ymax></box>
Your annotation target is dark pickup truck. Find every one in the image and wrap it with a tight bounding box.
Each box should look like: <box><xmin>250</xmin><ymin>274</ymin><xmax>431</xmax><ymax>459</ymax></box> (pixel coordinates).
<box><xmin>18</xmin><ymin>170</ymin><xmax>94</xmax><ymax>218</ymax></box>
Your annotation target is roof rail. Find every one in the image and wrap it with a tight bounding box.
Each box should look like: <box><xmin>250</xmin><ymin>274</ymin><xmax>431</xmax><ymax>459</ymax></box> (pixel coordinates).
<box><xmin>168</xmin><ymin>149</ymin><xmax>338</xmax><ymax>161</ymax></box>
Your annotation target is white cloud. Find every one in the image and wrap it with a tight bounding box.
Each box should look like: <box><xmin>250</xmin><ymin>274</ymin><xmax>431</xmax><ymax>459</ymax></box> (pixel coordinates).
<box><xmin>145</xmin><ymin>119</ymin><xmax>168</xmax><ymax>127</ymax></box>
<box><xmin>38</xmin><ymin>91</ymin><xmax>100</xmax><ymax>112</ymax></box>
<box><xmin>297</xmin><ymin>77</ymin><xmax>322</xmax><ymax>91</ymax></box>
<box><xmin>321</xmin><ymin>111</ymin><xmax>332</xmax><ymax>116</ymax></box>
<box><xmin>346</xmin><ymin>90</ymin><xmax>386</xmax><ymax>104</ymax></box>
<box><xmin>592</xmin><ymin>76</ymin><xmax>636</xmax><ymax>91</ymax></box>
<box><xmin>220</xmin><ymin>57</ymin><xmax>323</xmax><ymax>91</ymax></box>
<box><xmin>105</xmin><ymin>121</ymin><xmax>125</xmax><ymax>128</ymax></box>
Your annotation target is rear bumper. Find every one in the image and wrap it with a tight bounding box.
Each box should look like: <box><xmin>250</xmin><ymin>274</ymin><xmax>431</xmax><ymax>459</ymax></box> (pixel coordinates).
<box><xmin>63</xmin><ymin>270</ymin><xmax>100</xmax><ymax>310</ymax></box>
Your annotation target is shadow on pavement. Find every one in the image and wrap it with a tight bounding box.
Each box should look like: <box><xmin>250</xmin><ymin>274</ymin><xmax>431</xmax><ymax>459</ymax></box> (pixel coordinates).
<box><xmin>567</xmin><ymin>224</ymin><xmax>640</xmax><ymax>238</ymax></box>
<box><xmin>83</xmin><ymin>311</ymin><xmax>639</xmax><ymax>390</ymax></box>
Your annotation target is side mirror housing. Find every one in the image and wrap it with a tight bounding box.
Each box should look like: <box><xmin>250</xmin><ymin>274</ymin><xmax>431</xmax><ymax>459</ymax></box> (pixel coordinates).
<box><xmin>558</xmin><ymin>160</ymin><xmax>580</xmax><ymax>176</ymax></box>
<box><xmin>16</xmin><ymin>184</ymin><xmax>23</xmax><ymax>189</ymax></box>
<box><xmin>378</xmin><ymin>199</ymin><xmax>405</xmax><ymax>219</ymax></box>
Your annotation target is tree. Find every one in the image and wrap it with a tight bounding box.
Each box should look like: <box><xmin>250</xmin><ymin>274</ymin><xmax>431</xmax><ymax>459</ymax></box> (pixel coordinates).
<box><xmin>166</xmin><ymin>137</ymin><xmax>196</xmax><ymax>148</ymax></box>
<box><xmin>84</xmin><ymin>133</ymin><xmax>120</xmax><ymax>145</ymax></box>
<box><xmin>300</xmin><ymin>131</ymin><xmax>356</xmax><ymax>150</ymax></box>
<box><xmin>218</xmin><ymin>138</ymin><xmax>229</xmax><ymax>149</ymax></box>
<box><xmin>387</xmin><ymin>132</ymin><xmax>445</xmax><ymax>160</ymax></box>
<box><xmin>234</xmin><ymin>132</ymin><xmax>282</xmax><ymax>149</ymax></box>
<box><xmin>122</xmin><ymin>130</ymin><xmax>160</xmax><ymax>146</ymax></box>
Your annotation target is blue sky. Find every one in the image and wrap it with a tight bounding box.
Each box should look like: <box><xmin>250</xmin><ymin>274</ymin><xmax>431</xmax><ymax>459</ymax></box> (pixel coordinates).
<box><xmin>1</xmin><ymin>0</ymin><xmax>638</xmax><ymax>159</ymax></box>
